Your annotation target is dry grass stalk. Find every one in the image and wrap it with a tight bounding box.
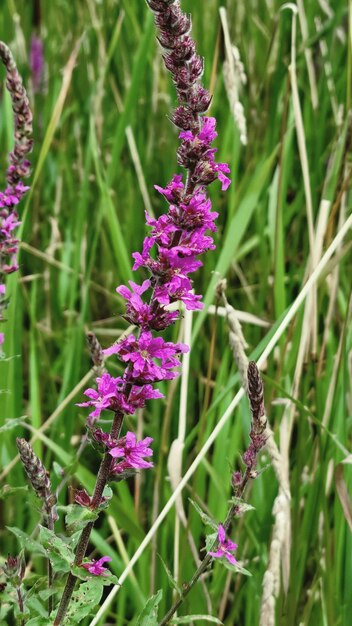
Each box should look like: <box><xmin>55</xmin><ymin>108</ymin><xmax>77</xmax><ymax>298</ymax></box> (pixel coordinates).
<box><xmin>219</xmin><ymin>7</ymin><xmax>248</xmax><ymax>145</ymax></box>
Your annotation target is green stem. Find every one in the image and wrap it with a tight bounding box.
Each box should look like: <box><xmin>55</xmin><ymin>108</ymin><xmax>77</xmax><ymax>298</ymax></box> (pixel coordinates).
<box><xmin>53</xmin><ymin>410</ymin><xmax>124</xmax><ymax>625</ymax></box>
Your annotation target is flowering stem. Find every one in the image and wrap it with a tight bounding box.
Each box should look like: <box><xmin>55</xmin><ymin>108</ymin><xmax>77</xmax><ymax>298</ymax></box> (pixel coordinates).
<box><xmin>158</xmin><ymin>471</ymin><xmax>251</xmax><ymax>626</ymax></box>
<box><xmin>53</xmin><ymin>410</ymin><xmax>124</xmax><ymax>626</ymax></box>
<box><xmin>159</xmin><ymin>363</ymin><xmax>266</xmax><ymax>624</ymax></box>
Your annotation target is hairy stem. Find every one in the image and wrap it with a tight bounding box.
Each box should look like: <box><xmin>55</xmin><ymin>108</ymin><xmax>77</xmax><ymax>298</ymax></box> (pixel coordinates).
<box><xmin>53</xmin><ymin>410</ymin><xmax>123</xmax><ymax>625</ymax></box>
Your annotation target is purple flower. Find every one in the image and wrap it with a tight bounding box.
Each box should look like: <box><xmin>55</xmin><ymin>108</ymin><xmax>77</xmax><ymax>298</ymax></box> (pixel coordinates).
<box><xmin>155</xmin><ymin>277</ymin><xmax>203</xmax><ymax>311</ymax></box>
<box><xmin>78</xmin><ymin>373</ymin><xmax>165</xmax><ymax>424</ymax></box>
<box><xmin>154</xmin><ymin>174</ymin><xmax>184</xmax><ymax>203</ymax></box>
<box><xmin>0</xmin><ymin>212</ymin><xmax>21</xmax><ymax>235</ymax></box>
<box><xmin>81</xmin><ymin>556</ymin><xmax>112</xmax><ymax>576</ymax></box>
<box><xmin>117</xmin><ymin>279</ymin><xmax>179</xmax><ymax>330</ymax></box>
<box><xmin>104</xmin><ymin>331</ymin><xmax>188</xmax><ymax>383</ymax></box>
<box><xmin>109</xmin><ymin>431</ymin><xmax>154</xmax><ymax>470</ymax></box>
<box><xmin>145</xmin><ymin>213</ymin><xmax>177</xmax><ymax>246</ymax></box>
<box><xmin>170</xmin><ymin>193</ymin><xmax>218</xmax><ymax>232</ymax></box>
<box><xmin>209</xmin><ymin>524</ymin><xmax>238</xmax><ymax>566</ymax></box>
<box><xmin>0</xmin><ymin>43</ymin><xmax>32</xmax><ymax>346</ymax></box>
<box><xmin>77</xmin><ymin>373</ymin><xmax>124</xmax><ymax>422</ymax></box>
<box><xmin>117</xmin><ymin>279</ymin><xmax>153</xmax><ymax>326</ymax></box>
<box><xmin>0</xmin><ymin>332</ymin><xmax>4</xmax><ymax>347</ymax></box>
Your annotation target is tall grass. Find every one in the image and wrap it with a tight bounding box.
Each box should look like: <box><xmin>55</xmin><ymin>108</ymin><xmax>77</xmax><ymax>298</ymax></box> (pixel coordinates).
<box><xmin>0</xmin><ymin>1</ymin><xmax>351</xmax><ymax>624</ymax></box>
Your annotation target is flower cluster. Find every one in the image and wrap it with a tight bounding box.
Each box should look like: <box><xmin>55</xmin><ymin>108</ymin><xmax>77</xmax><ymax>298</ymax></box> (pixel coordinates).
<box><xmin>76</xmin><ymin>0</ymin><xmax>231</xmax><ymax>482</ymax></box>
<box><xmin>0</xmin><ymin>42</ymin><xmax>32</xmax><ymax>347</ymax></box>
<box><xmin>90</xmin><ymin>429</ymin><xmax>154</xmax><ymax>476</ymax></box>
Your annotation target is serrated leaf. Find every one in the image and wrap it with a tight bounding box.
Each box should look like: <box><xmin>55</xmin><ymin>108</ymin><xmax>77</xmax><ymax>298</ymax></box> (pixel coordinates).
<box><xmin>38</xmin><ymin>526</ymin><xmax>74</xmax><ymax>572</ymax></box>
<box><xmin>189</xmin><ymin>499</ymin><xmax>218</xmax><ymax>531</ymax></box>
<box><xmin>158</xmin><ymin>554</ymin><xmax>182</xmax><ymax>595</ymax></box>
<box><xmin>136</xmin><ymin>589</ymin><xmax>163</xmax><ymax>626</ymax></box>
<box><xmin>62</xmin><ymin>504</ymin><xmax>99</xmax><ymax>533</ymax></box>
<box><xmin>6</xmin><ymin>527</ymin><xmax>47</xmax><ymax>556</ymax></box>
<box><xmin>171</xmin><ymin>616</ymin><xmax>224</xmax><ymax>624</ymax></box>
<box><xmin>64</xmin><ymin>578</ymin><xmax>105</xmax><ymax>624</ymax></box>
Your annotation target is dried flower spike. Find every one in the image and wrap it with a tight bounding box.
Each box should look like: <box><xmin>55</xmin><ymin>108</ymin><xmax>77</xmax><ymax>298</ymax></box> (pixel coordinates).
<box><xmin>241</xmin><ymin>363</ymin><xmax>267</xmax><ymax>471</ymax></box>
<box><xmin>16</xmin><ymin>438</ymin><xmax>56</xmax><ymax>520</ymax></box>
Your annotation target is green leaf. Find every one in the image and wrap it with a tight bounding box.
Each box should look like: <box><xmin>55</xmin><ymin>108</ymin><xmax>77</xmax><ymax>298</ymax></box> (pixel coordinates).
<box><xmin>158</xmin><ymin>554</ymin><xmax>182</xmax><ymax>595</ymax></box>
<box><xmin>205</xmin><ymin>532</ymin><xmax>218</xmax><ymax>552</ymax></box>
<box><xmin>6</xmin><ymin>527</ymin><xmax>47</xmax><ymax>556</ymax></box>
<box><xmin>171</xmin><ymin>617</ymin><xmax>224</xmax><ymax>624</ymax></box>
<box><xmin>227</xmin><ymin>497</ymin><xmax>255</xmax><ymax>515</ymax></box>
<box><xmin>26</xmin><ymin>618</ymin><xmax>50</xmax><ymax>626</ymax></box>
<box><xmin>62</xmin><ymin>504</ymin><xmax>99</xmax><ymax>533</ymax></box>
<box><xmin>189</xmin><ymin>499</ymin><xmax>218</xmax><ymax>531</ymax></box>
<box><xmin>25</xmin><ymin>596</ymin><xmax>47</xmax><ymax>618</ymax></box>
<box><xmin>64</xmin><ymin>578</ymin><xmax>105</xmax><ymax>624</ymax></box>
<box><xmin>38</xmin><ymin>526</ymin><xmax>74</xmax><ymax>573</ymax></box>
<box><xmin>136</xmin><ymin>589</ymin><xmax>163</xmax><ymax>626</ymax></box>
<box><xmin>99</xmin><ymin>485</ymin><xmax>113</xmax><ymax>510</ymax></box>
<box><xmin>221</xmin><ymin>560</ymin><xmax>252</xmax><ymax>577</ymax></box>
<box><xmin>0</xmin><ymin>415</ymin><xmax>28</xmax><ymax>432</ymax></box>
<box><xmin>0</xmin><ymin>485</ymin><xmax>28</xmax><ymax>500</ymax></box>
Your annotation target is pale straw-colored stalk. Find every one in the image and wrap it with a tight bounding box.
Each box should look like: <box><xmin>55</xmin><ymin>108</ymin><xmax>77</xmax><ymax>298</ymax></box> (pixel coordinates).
<box><xmin>315</xmin><ymin>16</ymin><xmax>343</xmax><ymax>126</ymax></box>
<box><xmin>282</xmin><ymin>4</ymin><xmax>316</xmax><ymax>357</ymax></box>
<box><xmin>296</xmin><ymin>0</ymin><xmax>318</xmax><ymax>110</ymax></box>
<box><xmin>170</xmin><ymin>310</ymin><xmax>192</xmax><ymax>589</ymax></box>
<box><xmin>219</xmin><ymin>7</ymin><xmax>248</xmax><ymax>145</ymax></box>
<box><xmin>89</xmin><ymin>212</ymin><xmax>352</xmax><ymax>626</ymax></box>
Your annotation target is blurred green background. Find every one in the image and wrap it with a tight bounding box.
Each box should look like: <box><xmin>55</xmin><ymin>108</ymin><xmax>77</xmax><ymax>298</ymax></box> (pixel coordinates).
<box><xmin>0</xmin><ymin>0</ymin><xmax>351</xmax><ymax>624</ymax></box>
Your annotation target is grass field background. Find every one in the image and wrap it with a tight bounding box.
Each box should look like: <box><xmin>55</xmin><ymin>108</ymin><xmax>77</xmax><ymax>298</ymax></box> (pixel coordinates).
<box><xmin>0</xmin><ymin>0</ymin><xmax>351</xmax><ymax>624</ymax></box>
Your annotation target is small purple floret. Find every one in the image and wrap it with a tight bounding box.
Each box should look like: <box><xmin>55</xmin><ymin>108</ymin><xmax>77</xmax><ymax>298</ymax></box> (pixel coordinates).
<box><xmin>81</xmin><ymin>556</ymin><xmax>112</xmax><ymax>576</ymax></box>
<box><xmin>209</xmin><ymin>524</ymin><xmax>238</xmax><ymax>566</ymax></box>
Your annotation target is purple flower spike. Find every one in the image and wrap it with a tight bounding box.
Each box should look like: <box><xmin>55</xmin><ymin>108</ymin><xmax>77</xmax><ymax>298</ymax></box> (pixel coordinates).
<box><xmin>209</xmin><ymin>524</ymin><xmax>238</xmax><ymax>566</ymax></box>
<box><xmin>81</xmin><ymin>556</ymin><xmax>112</xmax><ymax>576</ymax></box>
<box><xmin>76</xmin><ymin>373</ymin><xmax>124</xmax><ymax>422</ymax></box>
<box><xmin>78</xmin><ymin>0</ymin><xmax>232</xmax><ymax>474</ymax></box>
<box><xmin>0</xmin><ymin>43</ymin><xmax>32</xmax><ymax>343</ymax></box>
